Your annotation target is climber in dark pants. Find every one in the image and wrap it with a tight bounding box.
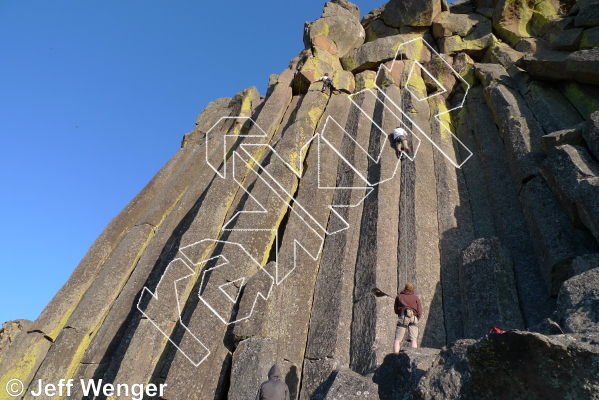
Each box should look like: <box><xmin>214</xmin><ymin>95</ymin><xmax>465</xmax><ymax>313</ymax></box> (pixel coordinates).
<box><xmin>256</xmin><ymin>364</ymin><xmax>290</xmax><ymax>400</ymax></box>
<box><xmin>312</xmin><ymin>73</ymin><xmax>338</xmax><ymax>94</ymax></box>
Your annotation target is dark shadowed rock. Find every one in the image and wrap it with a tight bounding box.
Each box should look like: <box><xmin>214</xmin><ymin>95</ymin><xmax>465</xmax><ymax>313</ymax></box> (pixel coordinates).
<box><xmin>415</xmin><ymin>331</ymin><xmax>599</xmax><ymax>400</ymax></box>
<box><xmin>381</xmin><ymin>0</ymin><xmax>442</xmax><ymax>28</ymax></box>
<box><xmin>449</xmin><ymin>0</ymin><xmax>475</xmax><ymax>14</ymax></box>
<box><xmin>519</xmin><ymin>176</ymin><xmax>598</xmax><ymax>295</ymax></box>
<box><xmin>313</xmin><ymin>368</ymin><xmax>378</xmax><ymax>400</ymax></box>
<box><xmin>523</xmin><ymin>48</ymin><xmax>599</xmax><ymax>84</ymax></box>
<box><xmin>540</xmin><ymin>124</ymin><xmax>586</xmax><ymax>154</ymax></box>
<box><xmin>583</xmin><ymin>110</ymin><xmax>599</xmax><ymax>160</ymax></box>
<box><xmin>572</xmin><ymin>253</ymin><xmax>599</xmax><ymax>276</ymax></box>
<box><xmin>552</xmin><ymin>28</ymin><xmax>584</xmax><ymax>51</ymax></box>
<box><xmin>580</xmin><ymin>25</ymin><xmax>599</xmax><ymax>49</ymax></box>
<box><xmin>557</xmin><ymin>267</ymin><xmax>599</xmax><ymax>333</ymax></box>
<box><xmin>370</xmin><ymin>349</ymin><xmax>440</xmax><ymax>399</ymax></box>
<box><xmin>575</xmin><ymin>2</ymin><xmax>599</xmax><ymax>27</ymax></box>
<box><xmin>514</xmin><ymin>37</ymin><xmax>552</xmax><ymax>55</ymax></box>
<box><xmin>540</xmin><ymin>144</ymin><xmax>599</xmax><ymax>227</ymax></box>
<box><xmin>508</xmin><ymin>68</ymin><xmax>584</xmax><ymax>135</ymax></box>
<box><xmin>528</xmin><ymin>318</ymin><xmax>564</xmax><ymax>335</ymax></box>
<box><xmin>576</xmin><ymin>177</ymin><xmax>599</xmax><ymax>242</ymax></box>
<box><xmin>459</xmin><ymin>238</ymin><xmax>525</xmax><ymax>338</ymax></box>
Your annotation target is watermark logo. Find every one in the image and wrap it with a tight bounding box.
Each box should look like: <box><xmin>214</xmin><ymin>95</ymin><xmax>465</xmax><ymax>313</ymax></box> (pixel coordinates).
<box><xmin>6</xmin><ymin>379</ymin><xmax>24</xmax><ymax>397</ymax></box>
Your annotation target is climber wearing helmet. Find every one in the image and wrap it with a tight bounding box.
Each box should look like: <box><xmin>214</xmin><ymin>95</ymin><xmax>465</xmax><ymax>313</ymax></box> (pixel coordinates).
<box><xmin>312</xmin><ymin>73</ymin><xmax>339</xmax><ymax>94</ymax></box>
<box><xmin>394</xmin><ymin>282</ymin><xmax>422</xmax><ymax>353</ymax></box>
<box><xmin>255</xmin><ymin>364</ymin><xmax>290</xmax><ymax>400</ymax></box>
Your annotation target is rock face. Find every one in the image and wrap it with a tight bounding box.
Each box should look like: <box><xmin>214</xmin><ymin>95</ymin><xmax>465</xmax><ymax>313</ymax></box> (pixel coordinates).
<box><xmin>3</xmin><ymin>0</ymin><xmax>599</xmax><ymax>399</ymax></box>
<box><xmin>381</xmin><ymin>0</ymin><xmax>443</xmax><ymax>28</ymax></box>
<box><xmin>557</xmin><ymin>267</ymin><xmax>599</xmax><ymax>333</ymax></box>
<box><xmin>459</xmin><ymin>238</ymin><xmax>525</xmax><ymax>338</ymax></box>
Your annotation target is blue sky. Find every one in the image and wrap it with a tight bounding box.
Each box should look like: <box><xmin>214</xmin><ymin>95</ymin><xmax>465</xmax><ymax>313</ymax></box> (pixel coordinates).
<box><xmin>1</xmin><ymin>0</ymin><xmax>415</xmax><ymax>324</ymax></box>
<box><xmin>0</xmin><ymin>0</ymin><xmax>396</xmax><ymax>323</ymax></box>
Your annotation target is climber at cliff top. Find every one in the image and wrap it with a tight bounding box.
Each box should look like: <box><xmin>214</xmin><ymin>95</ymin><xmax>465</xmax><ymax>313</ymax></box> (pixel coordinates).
<box><xmin>311</xmin><ymin>72</ymin><xmax>339</xmax><ymax>94</ymax></box>
<box><xmin>256</xmin><ymin>364</ymin><xmax>290</xmax><ymax>400</ymax></box>
<box><xmin>392</xmin><ymin>125</ymin><xmax>411</xmax><ymax>154</ymax></box>
<box><xmin>394</xmin><ymin>282</ymin><xmax>422</xmax><ymax>353</ymax></box>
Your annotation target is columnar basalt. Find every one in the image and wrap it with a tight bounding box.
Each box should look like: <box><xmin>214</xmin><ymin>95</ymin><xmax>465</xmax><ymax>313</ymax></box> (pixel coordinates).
<box><xmin>2</xmin><ymin>0</ymin><xmax>599</xmax><ymax>399</ymax></box>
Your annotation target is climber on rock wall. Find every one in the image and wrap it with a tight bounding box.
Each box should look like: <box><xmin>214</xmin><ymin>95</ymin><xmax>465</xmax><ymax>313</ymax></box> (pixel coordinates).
<box><xmin>255</xmin><ymin>364</ymin><xmax>290</xmax><ymax>400</ymax></box>
<box><xmin>392</xmin><ymin>125</ymin><xmax>410</xmax><ymax>155</ymax></box>
<box><xmin>311</xmin><ymin>72</ymin><xmax>339</xmax><ymax>94</ymax></box>
<box><xmin>394</xmin><ymin>282</ymin><xmax>422</xmax><ymax>353</ymax></box>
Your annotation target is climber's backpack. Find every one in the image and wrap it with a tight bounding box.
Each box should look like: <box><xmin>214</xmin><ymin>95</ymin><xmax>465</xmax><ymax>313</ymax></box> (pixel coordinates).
<box><xmin>405</xmin><ymin>308</ymin><xmax>414</xmax><ymax>318</ymax></box>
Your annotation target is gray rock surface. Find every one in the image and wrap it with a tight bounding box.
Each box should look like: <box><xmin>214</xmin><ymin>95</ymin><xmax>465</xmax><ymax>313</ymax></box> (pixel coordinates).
<box><xmin>449</xmin><ymin>0</ymin><xmax>475</xmax><ymax>14</ymax></box>
<box><xmin>314</xmin><ymin>367</ymin><xmax>378</xmax><ymax>400</ymax></box>
<box><xmin>552</xmin><ymin>28</ymin><xmax>584</xmax><ymax>51</ymax></box>
<box><xmin>540</xmin><ymin>125</ymin><xmax>586</xmax><ymax>154</ymax></box>
<box><xmin>540</xmin><ymin>144</ymin><xmax>599</xmax><ymax>227</ymax></box>
<box><xmin>558</xmin><ymin>267</ymin><xmax>599</xmax><ymax>333</ymax></box>
<box><xmin>519</xmin><ymin>176</ymin><xmax>597</xmax><ymax>295</ymax></box>
<box><xmin>576</xmin><ymin>177</ymin><xmax>599</xmax><ymax>242</ymax></box>
<box><xmin>523</xmin><ymin>48</ymin><xmax>599</xmax><ymax>85</ymax></box>
<box><xmin>381</xmin><ymin>0</ymin><xmax>442</xmax><ymax>28</ymax></box>
<box><xmin>415</xmin><ymin>331</ymin><xmax>599</xmax><ymax>400</ymax></box>
<box><xmin>580</xmin><ymin>25</ymin><xmax>599</xmax><ymax>49</ymax></box>
<box><xmin>583</xmin><ymin>110</ymin><xmax>599</xmax><ymax>160</ymax></box>
<box><xmin>227</xmin><ymin>337</ymin><xmax>279</xmax><ymax>400</ymax></box>
<box><xmin>341</xmin><ymin>34</ymin><xmax>431</xmax><ymax>73</ymax></box>
<box><xmin>575</xmin><ymin>2</ymin><xmax>599</xmax><ymax>27</ymax></box>
<box><xmin>459</xmin><ymin>238</ymin><xmax>525</xmax><ymax>338</ymax></box>
<box><xmin>304</xmin><ymin>1</ymin><xmax>365</xmax><ymax>58</ymax></box>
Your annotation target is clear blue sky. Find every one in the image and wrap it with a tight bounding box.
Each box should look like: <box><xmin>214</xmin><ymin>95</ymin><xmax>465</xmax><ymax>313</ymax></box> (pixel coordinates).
<box><xmin>0</xmin><ymin>0</ymin><xmax>454</xmax><ymax>324</ymax></box>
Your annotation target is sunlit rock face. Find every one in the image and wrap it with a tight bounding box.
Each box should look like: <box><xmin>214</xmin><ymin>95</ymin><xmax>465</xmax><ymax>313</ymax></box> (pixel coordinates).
<box><xmin>2</xmin><ymin>0</ymin><xmax>599</xmax><ymax>399</ymax></box>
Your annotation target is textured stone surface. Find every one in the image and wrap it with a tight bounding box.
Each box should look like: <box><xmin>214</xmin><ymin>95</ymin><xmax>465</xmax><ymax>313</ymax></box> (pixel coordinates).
<box><xmin>415</xmin><ymin>331</ymin><xmax>599</xmax><ymax>400</ymax></box>
<box><xmin>552</xmin><ymin>28</ymin><xmax>583</xmax><ymax>51</ymax></box>
<box><xmin>576</xmin><ymin>177</ymin><xmax>599</xmax><ymax>243</ymax></box>
<box><xmin>5</xmin><ymin>2</ymin><xmax>599</xmax><ymax>399</ymax></box>
<box><xmin>514</xmin><ymin>37</ymin><xmax>552</xmax><ymax>54</ymax></box>
<box><xmin>341</xmin><ymin>34</ymin><xmax>431</xmax><ymax>73</ymax></box>
<box><xmin>540</xmin><ymin>144</ymin><xmax>599</xmax><ymax>227</ymax></box>
<box><xmin>314</xmin><ymin>368</ymin><xmax>378</xmax><ymax>400</ymax></box>
<box><xmin>432</xmin><ymin>12</ymin><xmax>486</xmax><ymax>39</ymax></box>
<box><xmin>540</xmin><ymin>124</ymin><xmax>586</xmax><ymax>154</ymax></box>
<box><xmin>371</xmin><ymin>349</ymin><xmax>440</xmax><ymax>399</ymax></box>
<box><xmin>467</xmin><ymin>88</ymin><xmax>553</xmax><ymax>327</ymax></box>
<box><xmin>476</xmin><ymin>63</ymin><xmax>547</xmax><ymax>187</ymax></box>
<box><xmin>449</xmin><ymin>0</ymin><xmax>475</xmax><ymax>14</ymax></box>
<box><xmin>485</xmin><ymin>42</ymin><xmax>524</xmax><ymax>69</ymax></box>
<box><xmin>519</xmin><ymin>176</ymin><xmax>597</xmax><ymax>295</ymax></box>
<box><xmin>459</xmin><ymin>238</ymin><xmax>525</xmax><ymax>339</ymax></box>
<box><xmin>304</xmin><ymin>1</ymin><xmax>365</xmax><ymax>58</ymax></box>
<box><xmin>438</xmin><ymin>20</ymin><xmax>494</xmax><ymax>55</ymax></box>
<box><xmin>583</xmin><ymin>110</ymin><xmax>599</xmax><ymax>160</ymax></box>
<box><xmin>558</xmin><ymin>267</ymin><xmax>599</xmax><ymax>333</ymax></box>
<box><xmin>228</xmin><ymin>337</ymin><xmax>279</xmax><ymax>400</ymax></box>
<box><xmin>523</xmin><ymin>48</ymin><xmax>599</xmax><ymax>84</ymax></box>
<box><xmin>381</xmin><ymin>0</ymin><xmax>442</xmax><ymax>28</ymax></box>
<box><xmin>575</xmin><ymin>2</ymin><xmax>599</xmax><ymax>27</ymax></box>
<box><xmin>581</xmin><ymin>25</ymin><xmax>599</xmax><ymax>49</ymax></box>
